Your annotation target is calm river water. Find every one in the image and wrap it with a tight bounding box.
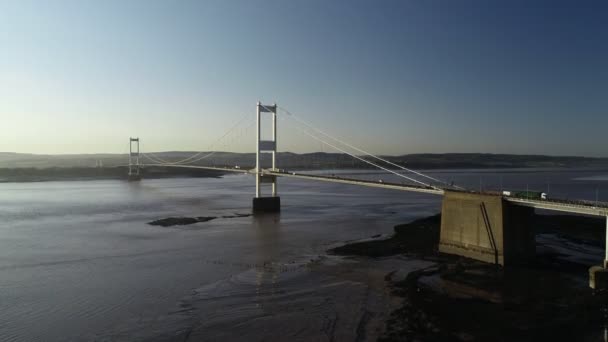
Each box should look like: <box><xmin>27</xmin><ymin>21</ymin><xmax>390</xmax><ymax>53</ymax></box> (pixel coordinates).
<box><xmin>1</xmin><ymin>168</ymin><xmax>607</xmax><ymax>341</ymax></box>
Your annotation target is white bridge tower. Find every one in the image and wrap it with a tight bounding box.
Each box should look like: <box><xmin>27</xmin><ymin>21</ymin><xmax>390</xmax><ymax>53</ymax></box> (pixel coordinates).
<box><xmin>253</xmin><ymin>102</ymin><xmax>280</xmax><ymax>212</ymax></box>
<box><xmin>128</xmin><ymin>137</ymin><xmax>141</xmax><ymax>181</ymax></box>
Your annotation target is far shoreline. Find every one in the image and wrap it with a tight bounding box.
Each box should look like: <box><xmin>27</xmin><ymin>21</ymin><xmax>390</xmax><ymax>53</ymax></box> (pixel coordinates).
<box><xmin>0</xmin><ymin>166</ymin><xmax>227</xmax><ymax>183</ymax></box>
<box><xmin>1</xmin><ymin>165</ymin><xmax>608</xmax><ymax>184</ymax></box>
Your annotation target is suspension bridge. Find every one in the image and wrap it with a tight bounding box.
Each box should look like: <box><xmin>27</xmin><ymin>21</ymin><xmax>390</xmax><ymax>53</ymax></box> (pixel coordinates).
<box><xmin>124</xmin><ymin>102</ymin><xmax>608</xmax><ymax>286</ymax></box>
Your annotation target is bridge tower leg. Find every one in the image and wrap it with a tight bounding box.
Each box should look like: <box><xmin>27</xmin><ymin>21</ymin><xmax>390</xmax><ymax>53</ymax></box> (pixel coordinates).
<box><xmin>128</xmin><ymin>137</ymin><xmax>142</xmax><ymax>181</ymax></box>
<box><xmin>253</xmin><ymin>102</ymin><xmax>280</xmax><ymax>213</ymax></box>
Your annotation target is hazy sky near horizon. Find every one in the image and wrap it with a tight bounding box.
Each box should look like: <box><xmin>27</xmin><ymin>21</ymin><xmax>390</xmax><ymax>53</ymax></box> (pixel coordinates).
<box><xmin>1</xmin><ymin>0</ymin><xmax>607</xmax><ymax>156</ymax></box>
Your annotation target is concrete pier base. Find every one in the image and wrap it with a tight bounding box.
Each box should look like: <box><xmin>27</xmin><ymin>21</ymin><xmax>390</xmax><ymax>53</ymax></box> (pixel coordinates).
<box><xmin>127</xmin><ymin>174</ymin><xmax>142</xmax><ymax>182</ymax></box>
<box><xmin>438</xmin><ymin>191</ymin><xmax>535</xmax><ymax>266</ymax></box>
<box><xmin>253</xmin><ymin>197</ymin><xmax>281</xmax><ymax>213</ymax></box>
<box><xmin>589</xmin><ymin>266</ymin><xmax>608</xmax><ymax>290</ymax></box>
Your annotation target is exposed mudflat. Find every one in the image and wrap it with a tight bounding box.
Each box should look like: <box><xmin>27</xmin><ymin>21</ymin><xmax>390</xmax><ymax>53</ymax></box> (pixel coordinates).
<box><xmin>331</xmin><ymin>214</ymin><xmax>608</xmax><ymax>341</ymax></box>
<box><xmin>130</xmin><ymin>213</ymin><xmax>608</xmax><ymax>341</ymax></box>
<box><xmin>148</xmin><ymin>214</ymin><xmax>252</xmax><ymax>227</ymax></box>
<box><xmin>92</xmin><ymin>255</ymin><xmax>436</xmax><ymax>342</ymax></box>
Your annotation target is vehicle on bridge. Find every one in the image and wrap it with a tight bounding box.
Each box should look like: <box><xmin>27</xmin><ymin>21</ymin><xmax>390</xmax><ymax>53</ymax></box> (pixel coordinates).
<box><xmin>503</xmin><ymin>190</ymin><xmax>547</xmax><ymax>200</ymax></box>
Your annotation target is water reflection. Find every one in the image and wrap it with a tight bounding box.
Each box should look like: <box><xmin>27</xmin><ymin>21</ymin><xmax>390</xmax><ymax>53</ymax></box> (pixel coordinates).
<box><xmin>253</xmin><ymin>213</ymin><xmax>282</xmax><ymax>309</ymax></box>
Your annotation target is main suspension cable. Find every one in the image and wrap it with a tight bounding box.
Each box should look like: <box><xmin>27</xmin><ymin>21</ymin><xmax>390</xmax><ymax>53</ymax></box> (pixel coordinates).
<box><xmin>176</xmin><ymin>119</ymin><xmax>255</xmax><ymax>165</ymax></box>
<box><xmin>278</xmin><ymin>106</ymin><xmax>457</xmax><ymax>189</ymax></box>
<box><xmin>280</xmin><ymin>117</ymin><xmax>435</xmax><ymax>188</ymax></box>
<box><xmin>140</xmin><ymin>112</ymin><xmax>251</xmax><ymax>166</ymax></box>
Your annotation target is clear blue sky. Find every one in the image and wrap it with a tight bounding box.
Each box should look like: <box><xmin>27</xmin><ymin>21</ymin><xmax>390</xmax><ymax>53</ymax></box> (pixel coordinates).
<box><xmin>1</xmin><ymin>0</ymin><xmax>606</xmax><ymax>156</ymax></box>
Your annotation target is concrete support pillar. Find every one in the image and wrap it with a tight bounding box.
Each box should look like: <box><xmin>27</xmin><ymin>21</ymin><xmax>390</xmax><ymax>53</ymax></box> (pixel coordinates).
<box><xmin>438</xmin><ymin>191</ymin><xmax>534</xmax><ymax>265</ymax></box>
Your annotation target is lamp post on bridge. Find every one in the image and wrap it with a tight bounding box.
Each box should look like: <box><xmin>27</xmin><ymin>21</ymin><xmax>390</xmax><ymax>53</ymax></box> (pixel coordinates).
<box><xmin>253</xmin><ymin>101</ymin><xmax>280</xmax><ymax>213</ymax></box>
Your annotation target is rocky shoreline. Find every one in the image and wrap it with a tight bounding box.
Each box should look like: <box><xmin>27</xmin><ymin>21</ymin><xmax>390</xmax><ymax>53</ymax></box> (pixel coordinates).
<box><xmin>330</xmin><ymin>214</ymin><xmax>608</xmax><ymax>341</ymax></box>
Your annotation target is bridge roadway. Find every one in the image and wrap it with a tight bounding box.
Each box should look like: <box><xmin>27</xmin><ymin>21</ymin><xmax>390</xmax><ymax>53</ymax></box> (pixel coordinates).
<box><xmin>142</xmin><ymin>164</ymin><xmax>608</xmax><ymax>217</ymax></box>
<box><xmin>142</xmin><ymin>164</ymin><xmax>443</xmax><ymax>194</ymax></box>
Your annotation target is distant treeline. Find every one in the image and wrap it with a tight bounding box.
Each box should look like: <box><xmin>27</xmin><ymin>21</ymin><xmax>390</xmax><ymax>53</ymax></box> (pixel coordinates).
<box><xmin>273</xmin><ymin>152</ymin><xmax>606</xmax><ymax>170</ymax></box>
<box><xmin>0</xmin><ymin>152</ymin><xmax>606</xmax><ymax>170</ymax></box>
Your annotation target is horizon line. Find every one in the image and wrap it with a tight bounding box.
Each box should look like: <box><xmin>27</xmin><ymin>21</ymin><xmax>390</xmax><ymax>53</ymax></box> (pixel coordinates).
<box><xmin>0</xmin><ymin>151</ymin><xmax>604</xmax><ymax>159</ymax></box>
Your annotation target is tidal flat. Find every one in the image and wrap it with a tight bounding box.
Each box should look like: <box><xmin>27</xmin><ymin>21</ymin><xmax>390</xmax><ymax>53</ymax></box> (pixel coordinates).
<box><xmin>331</xmin><ymin>214</ymin><xmax>608</xmax><ymax>341</ymax></box>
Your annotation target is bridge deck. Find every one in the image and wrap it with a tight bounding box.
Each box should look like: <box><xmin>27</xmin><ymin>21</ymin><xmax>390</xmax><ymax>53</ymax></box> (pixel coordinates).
<box><xmin>144</xmin><ymin>164</ymin><xmax>608</xmax><ymax>217</ymax></box>
<box><xmin>265</xmin><ymin>170</ymin><xmax>445</xmax><ymax>195</ymax></box>
<box><xmin>504</xmin><ymin>197</ymin><xmax>608</xmax><ymax>217</ymax></box>
<box><xmin>141</xmin><ymin>164</ymin><xmax>251</xmax><ymax>174</ymax></box>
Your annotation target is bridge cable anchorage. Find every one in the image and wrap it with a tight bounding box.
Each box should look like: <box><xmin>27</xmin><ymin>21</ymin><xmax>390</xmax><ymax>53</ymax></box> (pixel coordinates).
<box><xmin>140</xmin><ymin>113</ymin><xmax>253</xmax><ymax>166</ymax></box>
<box><xmin>278</xmin><ymin>106</ymin><xmax>460</xmax><ymax>190</ymax></box>
<box><xmin>280</xmin><ymin>116</ymin><xmax>435</xmax><ymax>188</ymax></box>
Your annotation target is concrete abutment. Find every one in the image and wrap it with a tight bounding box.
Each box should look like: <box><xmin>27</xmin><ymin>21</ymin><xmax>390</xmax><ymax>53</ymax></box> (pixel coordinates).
<box><xmin>438</xmin><ymin>191</ymin><xmax>535</xmax><ymax>266</ymax></box>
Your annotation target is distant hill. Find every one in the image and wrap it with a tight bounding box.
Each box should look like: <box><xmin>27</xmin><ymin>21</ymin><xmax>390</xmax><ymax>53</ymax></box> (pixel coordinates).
<box><xmin>0</xmin><ymin>152</ymin><xmax>606</xmax><ymax>170</ymax></box>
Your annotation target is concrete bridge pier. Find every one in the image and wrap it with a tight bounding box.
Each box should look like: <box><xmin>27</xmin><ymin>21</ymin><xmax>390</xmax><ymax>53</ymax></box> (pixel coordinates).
<box><xmin>438</xmin><ymin>191</ymin><xmax>535</xmax><ymax>266</ymax></box>
<box><xmin>589</xmin><ymin>216</ymin><xmax>608</xmax><ymax>290</ymax></box>
<box><xmin>253</xmin><ymin>196</ymin><xmax>281</xmax><ymax>213</ymax></box>
<box><xmin>438</xmin><ymin>191</ymin><xmax>608</xmax><ymax>289</ymax></box>
<box><xmin>253</xmin><ymin>174</ymin><xmax>281</xmax><ymax>213</ymax></box>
